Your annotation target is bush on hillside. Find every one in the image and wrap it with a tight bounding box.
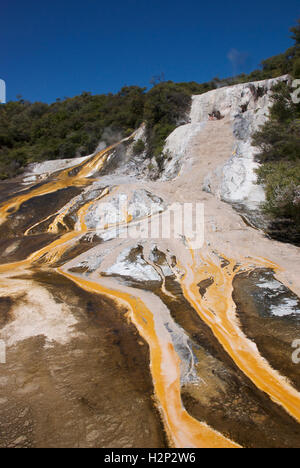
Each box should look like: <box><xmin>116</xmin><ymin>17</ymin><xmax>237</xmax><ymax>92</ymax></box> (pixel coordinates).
<box><xmin>0</xmin><ymin>19</ymin><xmax>300</xmax><ymax>181</ymax></box>
<box><xmin>253</xmin><ymin>81</ymin><xmax>300</xmax><ymax>235</ymax></box>
<box><xmin>132</xmin><ymin>139</ymin><xmax>146</xmax><ymax>155</ymax></box>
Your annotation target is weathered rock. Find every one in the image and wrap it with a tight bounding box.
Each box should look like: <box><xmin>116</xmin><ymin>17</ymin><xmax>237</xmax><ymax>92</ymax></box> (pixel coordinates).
<box><xmin>165</xmin><ymin>75</ymin><xmax>291</xmax><ymax>210</ymax></box>
<box><xmin>103</xmin><ymin>245</ymin><xmax>162</xmax><ymax>284</ymax></box>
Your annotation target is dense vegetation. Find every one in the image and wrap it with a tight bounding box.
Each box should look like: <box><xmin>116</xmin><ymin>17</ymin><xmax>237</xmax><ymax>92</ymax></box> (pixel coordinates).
<box><xmin>0</xmin><ymin>19</ymin><xmax>299</xmax><ymax>189</ymax></box>
<box><xmin>250</xmin><ymin>20</ymin><xmax>300</xmax><ymax>242</ymax></box>
<box><xmin>0</xmin><ymin>79</ymin><xmax>214</xmax><ymax>179</ymax></box>
<box><xmin>0</xmin><ymin>87</ymin><xmax>146</xmax><ymax>179</ymax></box>
<box><xmin>252</xmin><ymin>80</ymin><xmax>300</xmax><ymax>242</ymax></box>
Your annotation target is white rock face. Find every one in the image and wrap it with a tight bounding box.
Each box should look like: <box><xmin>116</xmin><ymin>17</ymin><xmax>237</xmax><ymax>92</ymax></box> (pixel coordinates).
<box><xmin>24</xmin><ymin>155</ymin><xmax>91</xmax><ymax>184</ymax></box>
<box><xmin>190</xmin><ymin>76</ymin><xmax>290</xmax><ymax>123</ymax></box>
<box><xmin>23</xmin><ymin>126</ymin><xmax>148</xmax><ymax>184</ymax></box>
<box><xmin>85</xmin><ymin>189</ymin><xmax>166</xmax><ymax>233</ymax></box>
<box><xmin>256</xmin><ymin>274</ymin><xmax>300</xmax><ymax>317</ymax></box>
<box><xmin>195</xmin><ymin>76</ymin><xmax>290</xmax><ymax>207</ymax></box>
<box><xmin>1</xmin><ymin>283</ymin><xmax>80</xmax><ymax>347</ymax></box>
<box><xmin>163</xmin><ymin>123</ymin><xmax>206</xmax><ymax>180</ymax></box>
<box><xmin>218</xmin><ymin>144</ymin><xmax>265</xmax><ymax>208</ymax></box>
<box><xmin>100</xmin><ymin>245</ymin><xmax>199</xmax><ymax>384</ymax></box>
<box><xmin>165</xmin><ymin>75</ymin><xmax>292</xmax><ymax>209</ymax></box>
<box><xmin>104</xmin><ymin>246</ymin><xmax>162</xmax><ymax>283</ymax></box>
<box><xmin>24</xmin><ymin>75</ymin><xmax>292</xmax><ymax>211</ymax></box>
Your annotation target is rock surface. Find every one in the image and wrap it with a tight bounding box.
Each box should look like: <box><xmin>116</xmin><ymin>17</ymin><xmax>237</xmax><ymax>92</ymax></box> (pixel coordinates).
<box><xmin>165</xmin><ymin>75</ymin><xmax>291</xmax><ymax>210</ymax></box>
<box><xmin>0</xmin><ymin>75</ymin><xmax>300</xmax><ymax>448</ymax></box>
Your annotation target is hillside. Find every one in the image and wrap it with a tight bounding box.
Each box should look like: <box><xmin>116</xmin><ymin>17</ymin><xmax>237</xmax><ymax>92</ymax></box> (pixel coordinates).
<box><xmin>0</xmin><ymin>19</ymin><xmax>299</xmax><ymax>450</ymax></box>
<box><xmin>0</xmin><ymin>73</ymin><xmax>300</xmax><ymax>448</ymax></box>
<box><xmin>0</xmin><ymin>20</ymin><xmax>299</xmax><ymax>181</ymax></box>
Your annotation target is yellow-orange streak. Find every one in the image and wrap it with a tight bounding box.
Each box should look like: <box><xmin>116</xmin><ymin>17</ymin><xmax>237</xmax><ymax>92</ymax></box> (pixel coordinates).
<box><xmin>75</xmin><ymin>187</ymin><xmax>109</xmax><ymax>233</ymax></box>
<box><xmin>0</xmin><ymin>144</ymin><xmax>115</xmax><ymax>225</ymax></box>
<box><xmin>3</xmin><ymin>135</ymin><xmax>297</xmax><ymax>444</ymax></box>
<box><xmin>24</xmin><ymin>209</ymin><xmax>62</xmax><ymax>236</ymax></box>
<box><xmin>180</xmin><ymin>251</ymin><xmax>300</xmax><ymax>423</ymax></box>
<box><xmin>59</xmin><ymin>269</ymin><xmax>240</xmax><ymax>449</ymax></box>
<box><xmin>29</xmin><ymin>188</ymin><xmax>110</xmax><ymax>264</ymax></box>
<box><xmin>47</xmin><ymin>199</ymin><xmax>77</xmax><ymax>234</ymax></box>
<box><xmin>0</xmin><ymin>175</ymin><xmax>90</xmax><ymax>226</ymax></box>
<box><xmin>0</xmin><ymin>188</ymin><xmax>109</xmax><ymax>269</ymax></box>
<box><xmin>0</xmin><ymin>182</ymin><xmax>241</xmax><ymax>447</ymax></box>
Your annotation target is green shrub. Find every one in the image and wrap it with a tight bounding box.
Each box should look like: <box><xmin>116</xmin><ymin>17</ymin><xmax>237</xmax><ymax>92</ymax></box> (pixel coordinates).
<box><xmin>0</xmin><ymin>81</ymin><xmax>197</xmax><ymax>179</ymax></box>
<box><xmin>144</xmin><ymin>82</ymin><xmax>192</xmax><ymax>158</ymax></box>
<box><xmin>293</xmin><ymin>58</ymin><xmax>300</xmax><ymax>78</ymax></box>
<box><xmin>1</xmin><ymin>19</ymin><xmax>300</xmax><ymax>181</ymax></box>
<box><xmin>253</xmin><ymin>81</ymin><xmax>300</xmax><ymax>230</ymax></box>
<box><xmin>257</xmin><ymin>162</ymin><xmax>300</xmax><ymax>220</ymax></box>
<box><xmin>132</xmin><ymin>139</ymin><xmax>146</xmax><ymax>155</ymax></box>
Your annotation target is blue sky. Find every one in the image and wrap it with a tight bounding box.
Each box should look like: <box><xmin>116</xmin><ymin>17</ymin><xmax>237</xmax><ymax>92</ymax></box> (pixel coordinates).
<box><xmin>1</xmin><ymin>0</ymin><xmax>300</xmax><ymax>103</ymax></box>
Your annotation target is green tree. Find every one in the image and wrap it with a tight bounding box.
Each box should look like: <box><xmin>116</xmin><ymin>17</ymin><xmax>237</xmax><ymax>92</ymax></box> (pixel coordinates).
<box><xmin>253</xmin><ymin>81</ymin><xmax>300</xmax><ymax>240</ymax></box>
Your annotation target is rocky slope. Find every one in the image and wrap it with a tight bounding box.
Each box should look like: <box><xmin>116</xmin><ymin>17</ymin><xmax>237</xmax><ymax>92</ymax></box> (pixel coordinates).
<box><xmin>165</xmin><ymin>75</ymin><xmax>291</xmax><ymax>208</ymax></box>
<box><xmin>0</xmin><ymin>76</ymin><xmax>299</xmax><ymax>448</ymax></box>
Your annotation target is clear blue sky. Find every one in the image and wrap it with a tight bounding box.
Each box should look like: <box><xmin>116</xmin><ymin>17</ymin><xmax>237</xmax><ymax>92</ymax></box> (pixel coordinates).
<box><xmin>1</xmin><ymin>0</ymin><xmax>300</xmax><ymax>103</ymax></box>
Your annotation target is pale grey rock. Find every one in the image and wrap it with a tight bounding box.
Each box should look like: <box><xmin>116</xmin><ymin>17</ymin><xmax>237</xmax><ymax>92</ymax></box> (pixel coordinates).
<box><xmin>149</xmin><ymin>245</ymin><xmax>174</xmax><ymax>278</ymax></box>
<box><xmin>24</xmin><ymin>155</ymin><xmax>91</xmax><ymax>184</ymax></box>
<box><xmin>104</xmin><ymin>246</ymin><xmax>161</xmax><ymax>283</ymax></box>
<box><xmin>165</xmin><ymin>75</ymin><xmax>291</xmax><ymax>210</ymax></box>
<box><xmin>192</xmin><ymin>75</ymin><xmax>291</xmax><ymax>208</ymax></box>
<box><xmin>103</xmin><ymin>245</ymin><xmax>199</xmax><ymax>385</ymax></box>
<box><xmin>190</xmin><ymin>76</ymin><xmax>291</xmax><ymax>124</ymax></box>
<box><xmin>85</xmin><ymin>188</ymin><xmax>166</xmax><ymax>234</ymax></box>
<box><xmin>72</xmin><ymin>248</ymin><xmax>112</xmax><ymax>273</ymax></box>
<box><xmin>162</xmin><ymin>123</ymin><xmax>206</xmax><ymax>181</ymax></box>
